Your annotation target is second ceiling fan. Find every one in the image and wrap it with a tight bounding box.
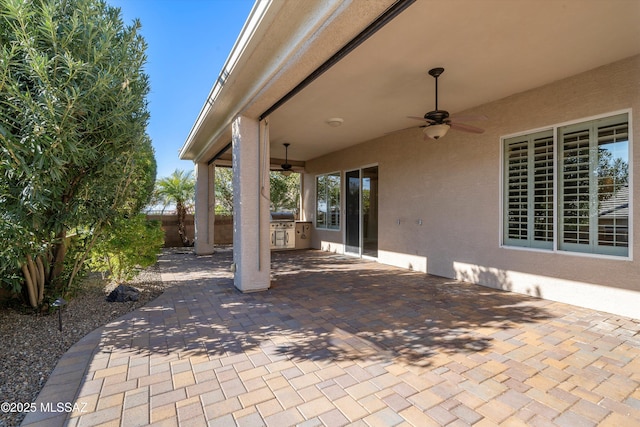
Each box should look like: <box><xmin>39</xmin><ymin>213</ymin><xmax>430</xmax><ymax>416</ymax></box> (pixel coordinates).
<box><xmin>408</xmin><ymin>67</ymin><xmax>486</xmax><ymax>140</ymax></box>
<box><xmin>278</xmin><ymin>143</ymin><xmax>293</xmax><ymax>176</ymax></box>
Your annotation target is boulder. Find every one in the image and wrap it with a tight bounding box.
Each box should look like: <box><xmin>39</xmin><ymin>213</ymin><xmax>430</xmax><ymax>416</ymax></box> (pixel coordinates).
<box><xmin>106</xmin><ymin>284</ymin><xmax>140</xmax><ymax>302</ymax></box>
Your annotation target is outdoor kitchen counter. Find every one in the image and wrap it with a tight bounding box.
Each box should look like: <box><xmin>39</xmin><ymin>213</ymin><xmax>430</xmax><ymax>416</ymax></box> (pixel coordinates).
<box><xmin>295</xmin><ymin>221</ymin><xmax>311</xmax><ymax>249</ymax></box>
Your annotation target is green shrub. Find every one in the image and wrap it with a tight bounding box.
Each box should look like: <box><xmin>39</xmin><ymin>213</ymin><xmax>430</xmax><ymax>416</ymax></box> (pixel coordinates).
<box><xmin>89</xmin><ymin>214</ymin><xmax>164</xmax><ymax>282</ymax></box>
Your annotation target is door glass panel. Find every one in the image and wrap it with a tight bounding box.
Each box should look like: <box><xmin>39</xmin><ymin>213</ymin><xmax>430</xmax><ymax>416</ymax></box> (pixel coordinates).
<box><xmin>345</xmin><ymin>170</ymin><xmax>360</xmax><ymax>254</ymax></box>
<box><xmin>362</xmin><ymin>166</ymin><xmax>378</xmax><ymax>257</ymax></box>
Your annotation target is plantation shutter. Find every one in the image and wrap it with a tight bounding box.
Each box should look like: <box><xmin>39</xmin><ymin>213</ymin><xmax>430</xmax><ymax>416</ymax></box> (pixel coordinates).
<box><xmin>505</xmin><ymin>136</ymin><xmax>529</xmax><ymax>244</ymax></box>
<box><xmin>532</xmin><ymin>133</ymin><xmax>554</xmax><ymax>244</ymax></box>
<box><xmin>503</xmin><ymin>130</ymin><xmax>554</xmax><ymax>248</ymax></box>
<box><xmin>559</xmin><ymin>124</ymin><xmax>591</xmax><ymax>251</ymax></box>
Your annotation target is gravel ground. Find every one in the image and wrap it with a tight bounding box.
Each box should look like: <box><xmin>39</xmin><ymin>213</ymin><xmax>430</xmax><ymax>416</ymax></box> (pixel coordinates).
<box><xmin>0</xmin><ymin>264</ymin><xmax>166</xmax><ymax>427</ymax></box>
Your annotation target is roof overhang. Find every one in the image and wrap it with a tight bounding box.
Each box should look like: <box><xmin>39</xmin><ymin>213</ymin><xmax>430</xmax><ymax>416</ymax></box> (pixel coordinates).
<box><xmin>179</xmin><ymin>0</ymin><xmax>397</xmax><ymax>163</ymax></box>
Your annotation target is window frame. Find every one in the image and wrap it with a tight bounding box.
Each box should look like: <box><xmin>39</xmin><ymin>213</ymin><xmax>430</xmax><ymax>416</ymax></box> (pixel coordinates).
<box><xmin>500</xmin><ymin>109</ymin><xmax>633</xmax><ymax>260</ymax></box>
<box><xmin>315</xmin><ymin>171</ymin><xmax>341</xmax><ymax>230</ymax></box>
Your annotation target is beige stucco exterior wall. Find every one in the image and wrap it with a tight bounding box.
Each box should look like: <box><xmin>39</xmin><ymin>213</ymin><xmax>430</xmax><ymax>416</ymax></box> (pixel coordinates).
<box><xmin>303</xmin><ymin>55</ymin><xmax>640</xmax><ymax>318</ymax></box>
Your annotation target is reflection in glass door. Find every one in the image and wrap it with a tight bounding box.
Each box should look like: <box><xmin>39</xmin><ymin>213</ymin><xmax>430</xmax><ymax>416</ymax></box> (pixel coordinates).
<box><xmin>345</xmin><ymin>166</ymin><xmax>378</xmax><ymax>257</ymax></box>
<box><xmin>362</xmin><ymin>166</ymin><xmax>378</xmax><ymax>258</ymax></box>
<box><xmin>345</xmin><ymin>170</ymin><xmax>360</xmax><ymax>254</ymax></box>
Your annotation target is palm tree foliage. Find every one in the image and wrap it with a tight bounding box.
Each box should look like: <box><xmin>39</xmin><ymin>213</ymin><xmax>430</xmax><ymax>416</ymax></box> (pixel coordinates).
<box><xmin>154</xmin><ymin>169</ymin><xmax>195</xmax><ymax>246</ymax></box>
<box><xmin>0</xmin><ymin>0</ymin><xmax>155</xmax><ymax>307</ymax></box>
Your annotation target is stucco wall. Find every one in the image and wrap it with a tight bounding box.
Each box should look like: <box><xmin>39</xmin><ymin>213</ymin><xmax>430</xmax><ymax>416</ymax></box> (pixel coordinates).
<box><xmin>303</xmin><ymin>55</ymin><xmax>640</xmax><ymax>318</ymax></box>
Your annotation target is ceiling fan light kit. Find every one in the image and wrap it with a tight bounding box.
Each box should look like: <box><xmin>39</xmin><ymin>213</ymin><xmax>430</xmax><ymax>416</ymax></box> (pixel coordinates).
<box><xmin>423</xmin><ymin>123</ymin><xmax>450</xmax><ymax>140</ymax></box>
<box><xmin>408</xmin><ymin>67</ymin><xmax>485</xmax><ymax>140</ymax></box>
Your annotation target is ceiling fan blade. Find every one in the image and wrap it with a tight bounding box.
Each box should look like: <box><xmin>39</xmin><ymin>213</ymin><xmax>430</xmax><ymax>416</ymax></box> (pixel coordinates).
<box><xmin>449</xmin><ymin>114</ymin><xmax>488</xmax><ymax>122</ymax></box>
<box><xmin>407</xmin><ymin>116</ymin><xmax>436</xmax><ymax>123</ymax></box>
<box><xmin>450</xmin><ymin>122</ymin><xmax>485</xmax><ymax>134</ymax></box>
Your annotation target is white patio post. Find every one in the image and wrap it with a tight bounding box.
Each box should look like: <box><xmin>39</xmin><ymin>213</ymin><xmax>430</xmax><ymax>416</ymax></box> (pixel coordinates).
<box><xmin>194</xmin><ymin>162</ymin><xmax>215</xmax><ymax>255</ymax></box>
<box><xmin>208</xmin><ymin>163</ymin><xmax>216</xmax><ymax>247</ymax></box>
<box><xmin>232</xmin><ymin>116</ymin><xmax>271</xmax><ymax>292</ymax></box>
<box><xmin>301</xmin><ymin>173</ymin><xmax>315</xmax><ymax>223</ymax></box>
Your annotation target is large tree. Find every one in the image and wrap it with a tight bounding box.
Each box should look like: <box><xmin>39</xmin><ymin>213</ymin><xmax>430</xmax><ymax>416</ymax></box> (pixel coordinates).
<box><xmin>0</xmin><ymin>0</ymin><xmax>154</xmax><ymax>306</ymax></box>
<box><xmin>269</xmin><ymin>171</ymin><xmax>299</xmax><ymax>213</ymax></box>
<box><xmin>215</xmin><ymin>167</ymin><xmax>300</xmax><ymax>215</ymax></box>
<box><xmin>213</xmin><ymin>167</ymin><xmax>300</xmax><ymax>215</ymax></box>
<box><xmin>214</xmin><ymin>167</ymin><xmax>234</xmax><ymax>215</ymax></box>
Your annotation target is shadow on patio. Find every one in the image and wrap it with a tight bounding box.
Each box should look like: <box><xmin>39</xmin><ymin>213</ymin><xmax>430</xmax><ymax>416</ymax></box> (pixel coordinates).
<box><xmin>98</xmin><ymin>248</ymin><xmax>553</xmax><ymax>369</ymax></box>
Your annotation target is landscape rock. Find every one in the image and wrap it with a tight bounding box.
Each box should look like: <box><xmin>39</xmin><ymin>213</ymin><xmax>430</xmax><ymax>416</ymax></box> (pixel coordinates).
<box><xmin>106</xmin><ymin>284</ymin><xmax>140</xmax><ymax>302</ymax></box>
<box><xmin>0</xmin><ymin>266</ymin><xmax>164</xmax><ymax>427</ymax></box>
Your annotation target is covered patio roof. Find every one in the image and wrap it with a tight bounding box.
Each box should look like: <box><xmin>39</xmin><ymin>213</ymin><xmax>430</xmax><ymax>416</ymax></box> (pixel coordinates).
<box><xmin>180</xmin><ymin>0</ymin><xmax>640</xmax><ymax>166</ymax></box>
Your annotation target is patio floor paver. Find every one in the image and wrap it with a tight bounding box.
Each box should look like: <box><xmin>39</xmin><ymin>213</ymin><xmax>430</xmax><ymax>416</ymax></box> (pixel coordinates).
<box><xmin>21</xmin><ymin>248</ymin><xmax>640</xmax><ymax>426</ymax></box>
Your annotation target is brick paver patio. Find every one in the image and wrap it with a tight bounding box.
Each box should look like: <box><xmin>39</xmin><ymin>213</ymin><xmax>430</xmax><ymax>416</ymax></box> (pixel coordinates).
<box><xmin>21</xmin><ymin>248</ymin><xmax>640</xmax><ymax>426</ymax></box>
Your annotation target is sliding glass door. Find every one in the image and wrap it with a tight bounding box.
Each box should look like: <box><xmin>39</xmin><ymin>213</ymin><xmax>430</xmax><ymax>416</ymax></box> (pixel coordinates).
<box><xmin>362</xmin><ymin>166</ymin><xmax>378</xmax><ymax>257</ymax></box>
<box><xmin>345</xmin><ymin>166</ymin><xmax>378</xmax><ymax>258</ymax></box>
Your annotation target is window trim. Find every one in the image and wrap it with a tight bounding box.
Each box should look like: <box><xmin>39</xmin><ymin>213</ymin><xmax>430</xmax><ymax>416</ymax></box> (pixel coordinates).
<box><xmin>315</xmin><ymin>171</ymin><xmax>342</xmax><ymax>230</ymax></box>
<box><xmin>499</xmin><ymin>109</ymin><xmax>633</xmax><ymax>261</ymax></box>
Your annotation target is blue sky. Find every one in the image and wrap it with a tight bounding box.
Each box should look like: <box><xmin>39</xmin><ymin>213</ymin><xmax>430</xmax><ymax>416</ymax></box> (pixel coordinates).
<box><xmin>108</xmin><ymin>0</ymin><xmax>255</xmax><ymax>179</ymax></box>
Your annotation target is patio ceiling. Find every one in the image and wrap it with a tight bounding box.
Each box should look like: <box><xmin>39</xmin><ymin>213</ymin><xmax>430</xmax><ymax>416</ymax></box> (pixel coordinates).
<box><xmin>183</xmin><ymin>0</ymin><xmax>640</xmax><ymax>167</ymax></box>
<box><xmin>266</xmin><ymin>0</ymin><xmax>640</xmax><ymax>164</ymax></box>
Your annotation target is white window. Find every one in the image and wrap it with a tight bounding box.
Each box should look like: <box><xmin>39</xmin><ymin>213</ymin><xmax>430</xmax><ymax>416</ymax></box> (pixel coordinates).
<box><xmin>316</xmin><ymin>172</ymin><xmax>340</xmax><ymax>230</ymax></box>
<box><xmin>502</xmin><ymin>112</ymin><xmax>630</xmax><ymax>257</ymax></box>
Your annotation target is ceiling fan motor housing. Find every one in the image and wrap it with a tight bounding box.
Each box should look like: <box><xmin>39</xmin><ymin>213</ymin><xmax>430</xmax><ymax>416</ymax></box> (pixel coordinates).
<box><xmin>424</xmin><ymin>109</ymin><xmax>450</xmax><ymax>124</ymax></box>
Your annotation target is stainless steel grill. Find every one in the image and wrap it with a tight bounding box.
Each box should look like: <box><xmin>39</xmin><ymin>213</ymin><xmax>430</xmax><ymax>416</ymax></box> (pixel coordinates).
<box><xmin>270</xmin><ymin>212</ymin><xmax>295</xmax><ymax>250</ymax></box>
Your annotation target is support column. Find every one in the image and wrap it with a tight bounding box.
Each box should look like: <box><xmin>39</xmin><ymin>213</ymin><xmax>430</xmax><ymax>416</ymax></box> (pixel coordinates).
<box><xmin>232</xmin><ymin>116</ymin><xmax>270</xmax><ymax>292</ymax></box>
<box><xmin>302</xmin><ymin>172</ymin><xmax>315</xmax><ymax>223</ymax></box>
<box><xmin>208</xmin><ymin>163</ymin><xmax>216</xmax><ymax>246</ymax></box>
<box><xmin>194</xmin><ymin>162</ymin><xmax>215</xmax><ymax>255</ymax></box>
